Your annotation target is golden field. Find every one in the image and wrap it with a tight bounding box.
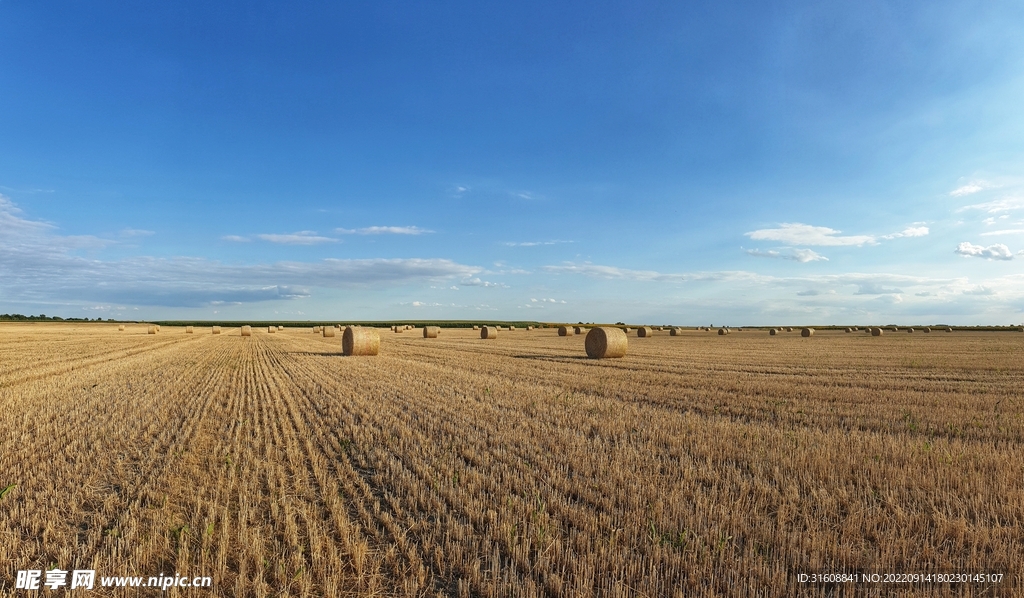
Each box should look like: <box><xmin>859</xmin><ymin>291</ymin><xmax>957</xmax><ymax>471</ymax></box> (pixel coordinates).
<box><xmin>0</xmin><ymin>323</ymin><xmax>1021</xmax><ymax>597</ymax></box>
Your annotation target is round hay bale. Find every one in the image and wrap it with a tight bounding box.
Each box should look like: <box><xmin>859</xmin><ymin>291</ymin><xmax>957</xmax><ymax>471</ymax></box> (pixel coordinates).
<box><xmin>241</xmin><ymin>325</ymin><xmax>251</xmax><ymax>337</ymax></box>
<box><xmin>118</xmin><ymin>325</ymin><xmax>125</xmax><ymax>331</ymax></box>
<box><xmin>473</xmin><ymin>325</ymin><xmax>480</xmax><ymax>330</ymax></box>
<box><xmin>892</xmin><ymin>327</ymin><xmax>899</xmax><ymax>332</ymax></box>
<box><xmin>186</xmin><ymin>326</ymin><xmax>194</xmax><ymax>333</ymax></box>
<box><xmin>480</xmin><ymin>326</ymin><xmax>498</xmax><ymax>339</ymax></box>
<box><xmin>947</xmin><ymin>327</ymin><xmax>953</xmax><ymax>332</ymax></box>
<box><xmin>585</xmin><ymin>327</ymin><xmax>627</xmax><ymax>359</ymax></box>
<box><xmin>155</xmin><ymin>325</ymin><xmax>160</xmax><ymax>331</ymax></box>
<box><xmin>423</xmin><ymin>326</ymin><xmax>440</xmax><ymax>338</ymax></box>
<box><xmin>907</xmin><ymin>328</ymin><xmax>914</xmax><ymax>333</ymax></box>
<box><xmin>637</xmin><ymin>327</ymin><xmax>653</xmax><ymax>337</ymax></box>
<box><xmin>314</xmin><ymin>326</ymin><xmax>320</xmax><ymax>332</ymax></box>
<box><xmin>624</xmin><ymin>327</ymin><xmax>631</xmax><ymax>333</ymax></box>
<box><xmin>558</xmin><ymin>326</ymin><xmax>574</xmax><ymax>336</ymax></box>
<box><xmin>800</xmin><ymin>327</ymin><xmax>814</xmax><ymax>337</ymax></box>
<box><xmin>212</xmin><ymin>326</ymin><xmax>221</xmax><ymax>334</ymax></box>
<box><xmin>268</xmin><ymin>326</ymin><xmax>276</xmax><ymax>333</ymax></box>
<box><xmin>573</xmin><ymin>326</ymin><xmax>585</xmax><ymax>334</ymax></box>
<box><xmin>278</xmin><ymin>326</ymin><xmax>284</xmax><ymax>331</ymax></box>
<box><xmin>871</xmin><ymin>327</ymin><xmax>883</xmax><ymax>336</ymax></box>
<box><xmin>785</xmin><ymin>327</ymin><xmax>793</xmax><ymax>332</ymax></box>
<box><xmin>148</xmin><ymin>325</ymin><xmax>157</xmax><ymax>334</ymax></box>
<box><xmin>844</xmin><ymin>327</ymin><xmax>851</xmax><ymax>333</ymax></box>
<box><xmin>670</xmin><ymin>328</ymin><xmax>682</xmax><ymax>336</ymax></box>
<box><xmin>322</xmin><ymin>326</ymin><xmax>336</xmax><ymax>338</ymax></box>
<box><xmin>852</xmin><ymin>327</ymin><xmax>859</xmax><ymax>331</ymax></box>
<box><xmin>769</xmin><ymin>328</ymin><xmax>777</xmax><ymax>336</ymax></box>
<box><xmin>527</xmin><ymin>326</ymin><xmax>533</xmax><ymax>331</ymax></box>
<box><xmin>343</xmin><ymin>327</ymin><xmax>379</xmax><ymax>356</ymax></box>
<box><xmin>923</xmin><ymin>327</ymin><xmax>931</xmax><ymax>333</ymax></box>
<box><xmin>718</xmin><ymin>328</ymin><xmax>727</xmax><ymax>335</ymax></box>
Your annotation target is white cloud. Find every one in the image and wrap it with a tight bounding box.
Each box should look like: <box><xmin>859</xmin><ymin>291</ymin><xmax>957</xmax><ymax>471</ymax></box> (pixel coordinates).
<box><xmin>958</xmin><ymin>197</ymin><xmax>1024</xmax><ymax>214</ymax></box>
<box><xmin>745</xmin><ymin>248</ymin><xmax>828</xmax><ymax>262</ymax></box>
<box><xmin>0</xmin><ymin>196</ymin><xmax>481</xmax><ymax>308</ymax></box>
<box><xmin>954</xmin><ymin>242</ymin><xmax>1016</xmax><ymax>260</ymax></box>
<box><xmin>881</xmin><ymin>226</ymin><xmax>929</xmax><ymax>239</ymax></box>
<box><xmin>460</xmin><ymin>277</ymin><xmax>508</xmax><ymax>288</ymax></box>
<box><xmin>745</xmin><ymin>223</ymin><xmax>875</xmax><ymax>246</ymax></box>
<box><xmin>980</xmin><ymin>229</ymin><xmax>1024</xmax><ymax>236</ymax></box>
<box><xmin>335</xmin><ymin>226</ymin><xmax>433</xmax><ymax>235</ymax></box>
<box><xmin>949</xmin><ymin>182</ymin><xmax>991</xmax><ymax>197</ymax></box>
<box><xmin>120</xmin><ymin>228</ymin><xmax>155</xmax><ymax>237</ymax></box>
<box><xmin>255</xmin><ymin>231</ymin><xmax>338</xmax><ymax>245</ymax></box>
<box><xmin>222</xmin><ymin>235</ymin><xmax>250</xmax><ymax>242</ymax></box>
<box><xmin>504</xmin><ymin>240</ymin><xmax>573</xmax><ymax>247</ymax></box>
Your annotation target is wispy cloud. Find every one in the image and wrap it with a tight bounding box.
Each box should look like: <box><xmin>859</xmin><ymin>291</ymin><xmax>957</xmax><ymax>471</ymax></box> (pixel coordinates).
<box><xmin>255</xmin><ymin>231</ymin><xmax>338</xmax><ymax>245</ymax></box>
<box><xmin>745</xmin><ymin>223</ymin><xmax>875</xmax><ymax>246</ymax></box>
<box><xmin>504</xmin><ymin>240</ymin><xmax>573</xmax><ymax>247</ymax></box>
<box><xmin>222</xmin><ymin>235</ymin><xmax>250</xmax><ymax>242</ymax></box>
<box><xmin>949</xmin><ymin>181</ymin><xmax>992</xmax><ymax>197</ymax></box>
<box><xmin>980</xmin><ymin>229</ymin><xmax>1024</xmax><ymax>236</ymax></box>
<box><xmin>881</xmin><ymin>226</ymin><xmax>929</xmax><ymax>239</ymax></box>
<box><xmin>336</xmin><ymin>226</ymin><xmax>433</xmax><ymax>235</ymax></box>
<box><xmin>120</xmin><ymin>228</ymin><xmax>155</xmax><ymax>237</ymax></box>
<box><xmin>954</xmin><ymin>242</ymin><xmax>1018</xmax><ymax>260</ymax></box>
<box><xmin>460</xmin><ymin>277</ymin><xmax>508</xmax><ymax>288</ymax></box>
<box><xmin>854</xmin><ymin>283</ymin><xmax>903</xmax><ymax>295</ymax></box>
<box><xmin>530</xmin><ymin>297</ymin><xmax>566</xmax><ymax>304</ymax></box>
<box><xmin>0</xmin><ymin>196</ymin><xmax>480</xmax><ymax>307</ymax></box>
<box><xmin>746</xmin><ymin>248</ymin><xmax>828</xmax><ymax>262</ymax></box>
<box><xmin>958</xmin><ymin>197</ymin><xmax>1024</xmax><ymax>214</ymax></box>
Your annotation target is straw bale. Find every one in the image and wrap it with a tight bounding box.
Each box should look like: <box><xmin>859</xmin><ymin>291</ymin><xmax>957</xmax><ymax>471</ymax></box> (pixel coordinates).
<box><xmin>585</xmin><ymin>327</ymin><xmax>627</xmax><ymax>359</ymax></box>
<box><xmin>343</xmin><ymin>327</ymin><xmax>379</xmax><ymax>356</ymax></box>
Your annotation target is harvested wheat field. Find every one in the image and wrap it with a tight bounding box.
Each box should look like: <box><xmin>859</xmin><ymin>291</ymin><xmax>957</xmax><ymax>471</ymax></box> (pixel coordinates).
<box><xmin>0</xmin><ymin>323</ymin><xmax>1021</xmax><ymax>596</ymax></box>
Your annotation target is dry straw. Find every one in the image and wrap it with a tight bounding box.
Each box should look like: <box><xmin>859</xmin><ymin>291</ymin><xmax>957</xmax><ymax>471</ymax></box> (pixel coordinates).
<box><xmin>510</xmin><ymin>325</ymin><xmax>516</xmax><ymax>331</ymax></box>
<box><xmin>527</xmin><ymin>326</ymin><xmax>533</xmax><ymax>331</ymax></box>
<box><xmin>872</xmin><ymin>327</ymin><xmax>883</xmax><ymax>336</ymax></box>
<box><xmin>394</xmin><ymin>326</ymin><xmax>404</xmax><ymax>333</ymax></box>
<box><xmin>786</xmin><ymin>327</ymin><xmax>793</xmax><ymax>332</ymax></box>
<box><xmin>845</xmin><ymin>328</ymin><xmax>852</xmax><ymax>333</ymax></box>
<box><xmin>212</xmin><ymin>326</ymin><xmax>221</xmax><ymax>335</ymax></box>
<box><xmin>322</xmin><ymin>326</ymin><xmax>336</xmax><ymax>338</ymax></box>
<box><xmin>801</xmin><ymin>328</ymin><xmax>814</xmax><ymax>337</ymax></box>
<box><xmin>718</xmin><ymin>328</ymin><xmax>727</xmax><ymax>335</ymax></box>
<box><xmin>670</xmin><ymin>328</ymin><xmax>682</xmax><ymax>336</ymax></box>
<box><xmin>769</xmin><ymin>328</ymin><xmax>777</xmax><ymax>336</ymax></box>
<box><xmin>558</xmin><ymin>326</ymin><xmax>574</xmax><ymax>336</ymax></box>
<box><xmin>186</xmin><ymin>326</ymin><xmax>194</xmax><ymax>333</ymax></box>
<box><xmin>148</xmin><ymin>326</ymin><xmax>157</xmax><ymax>334</ymax></box>
<box><xmin>278</xmin><ymin>326</ymin><xmax>284</xmax><ymax>331</ymax></box>
<box><xmin>624</xmin><ymin>327</ymin><xmax>631</xmax><ymax>333</ymax></box>
<box><xmin>585</xmin><ymin>327</ymin><xmax>628</xmax><ymax>359</ymax></box>
<box><xmin>155</xmin><ymin>325</ymin><xmax>160</xmax><ymax>331</ymax></box>
<box><xmin>947</xmin><ymin>327</ymin><xmax>953</xmax><ymax>332</ymax></box>
<box><xmin>241</xmin><ymin>325</ymin><xmax>251</xmax><ymax>337</ymax></box>
<box><xmin>637</xmin><ymin>327</ymin><xmax>653</xmax><ymax>337</ymax></box>
<box><xmin>268</xmin><ymin>326</ymin><xmax>276</xmax><ymax>333</ymax></box>
<box><xmin>473</xmin><ymin>325</ymin><xmax>480</xmax><ymax>330</ymax></box>
<box><xmin>923</xmin><ymin>327</ymin><xmax>931</xmax><ymax>333</ymax></box>
<box><xmin>423</xmin><ymin>326</ymin><xmax>440</xmax><ymax>338</ymax></box>
<box><xmin>907</xmin><ymin>328</ymin><xmax>914</xmax><ymax>333</ymax></box>
<box><xmin>118</xmin><ymin>325</ymin><xmax>125</xmax><ymax>331</ymax></box>
<box><xmin>343</xmin><ymin>326</ymin><xmax>379</xmax><ymax>356</ymax></box>
<box><xmin>574</xmin><ymin>326</ymin><xmax>587</xmax><ymax>334</ymax></box>
<box><xmin>480</xmin><ymin>326</ymin><xmax>498</xmax><ymax>339</ymax></box>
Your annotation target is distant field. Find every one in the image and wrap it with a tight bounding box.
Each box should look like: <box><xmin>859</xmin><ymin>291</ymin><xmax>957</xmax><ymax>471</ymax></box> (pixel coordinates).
<box><xmin>1</xmin><ymin>323</ymin><xmax>1020</xmax><ymax>596</ymax></box>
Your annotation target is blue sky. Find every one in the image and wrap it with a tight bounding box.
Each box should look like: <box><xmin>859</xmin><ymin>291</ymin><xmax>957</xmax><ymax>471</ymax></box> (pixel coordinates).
<box><xmin>2</xmin><ymin>1</ymin><xmax>1024</xmax><ymax>324</ymax></box>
